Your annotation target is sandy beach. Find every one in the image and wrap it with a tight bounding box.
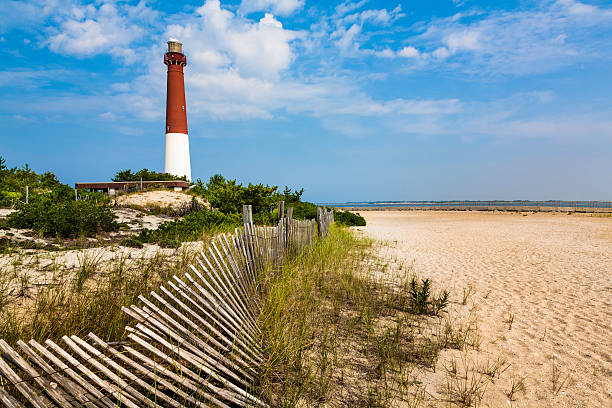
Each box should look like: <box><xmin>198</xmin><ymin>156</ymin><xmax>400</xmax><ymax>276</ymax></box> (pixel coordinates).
<box><xmin>360</xmin><ymin>211</ymin><xmax>611</xmax><ymax>407</ymax></box>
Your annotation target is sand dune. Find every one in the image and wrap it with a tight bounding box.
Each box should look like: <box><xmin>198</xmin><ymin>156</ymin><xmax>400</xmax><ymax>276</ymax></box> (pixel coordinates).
<box><xmin>360</xmin><ymin>211</ymin><xmax>611</xmax><ymax>407</ymax></box>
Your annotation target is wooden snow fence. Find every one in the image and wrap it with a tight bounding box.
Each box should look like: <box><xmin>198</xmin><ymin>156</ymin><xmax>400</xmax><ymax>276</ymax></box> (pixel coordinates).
<box><xmin>0</xmin><ymin>203</ymin><xmax>335</xmax><ymax>407</ymax></box>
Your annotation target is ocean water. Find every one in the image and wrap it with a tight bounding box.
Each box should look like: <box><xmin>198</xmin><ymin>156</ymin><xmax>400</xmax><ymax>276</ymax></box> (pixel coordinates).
<box><xmin>319</xmin><ymin>200</ymin><xmax>612</xmax><ymax>209</ymax></box>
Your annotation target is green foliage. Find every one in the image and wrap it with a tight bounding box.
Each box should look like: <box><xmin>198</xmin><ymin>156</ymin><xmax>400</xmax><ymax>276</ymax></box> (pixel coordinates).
<box><xmin>138</xmin><ymin>208</ymin><xmax>241</xmax><ymax>244</ymax></box>
<box><xmin>0</xmin><ymin>156</ymin><xmax>64</xmax><ymax>207</ymax></box>
<box><xmin>119</xmin><ymin>238</ymin><xmax>144</xmax><ymax>248</ymax></box>
<box><xmin>7</xmin><ymin>197</ymin><xmax>118</xmax><ymax>238</ymax></box>
<box><xmin>157</xmin><ymin>238</ymin><xmax>181</xmax><ymax>248</ymax></box>
<box><xmin>199</xmin><ymin>174</ymin><xmax>278</xmax><ymax>215</ymax></box>
<box><xmin>334</xmin><ymin>210</ymin><xmax>367</xmax><ymax>226</ymax></box>
<box><xmin>112</xmin><ymin>168</ymin><xmax>188</xmax><ymax>182</ymax></box>
<box><xmin>193</xmin><ymin>174</ymin><xmax>366</xmax><ymax>227</ymax></box>
<box><xmin>286</xmin><ymin>201</ymin><xmax>318</xmax><ymax>220</ymax></box>
<box><xmin>282</xmin><ymin>186</ymin><xmax>304</xmax><ymax>202</ymax></box>
<box><xmin>407</xmin><ymin>277</ymin><xmax>449</xmax><ymax>316</ymax></box>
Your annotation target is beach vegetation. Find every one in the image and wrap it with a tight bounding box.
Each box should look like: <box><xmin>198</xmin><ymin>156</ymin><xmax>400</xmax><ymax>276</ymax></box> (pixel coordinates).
<box><xmin>462</xmin><ymin>283</ymin><xmax>475</xmax><ymax>305</ymax></box>
<box><xmin>137</xmin><ymin>207</ymin><xmax>241</xmax><ymax>244</ymax></box>
<box><xmin>111</xmin><ymin>168</ymin><xmax>188</xmax><ymax>182</ymax></box>
<box><xmin>406</xmin><ymin>276</ymin><xmax>450</xmax><ymax>316</ymax></box>
<box><xmin>445</xmin><ymin>357</ymin><xmax>489</xmax><ymax>407</ymax></box>
<box><xmin>551</xmin><ymin>356</ymin><xmax>570</xmax><ymax>395</ymax></box>
<box><xmin>334</xmin><ymin>209</ymin><xmax>367</xmax><ymax>226</ymax></box>
<box><xmin>192</xmin><ymin>174</ymin><xmax>366</xmax><ymax>225</ymax></box>
<box><xmin>505</xmin><ymin>310</ymin><xmax>515</xmax><ymax>330</ymax></box>
<box><xmin>6</xmin><ymin>197</ymin><xmax>118</xmax><ymax>238</ymax></box>
<box><xmin>259</xmin><ymin>225</ymin><xmax>457</xmax><ymax>406</ymax></box>
<box><xmin>118</xmin><ymin>237</ymin><xmax>144</xmax><ymax>248</ymax></box>
<box><xmin>507</xmin><ymin>375</ymin><xmax>527</xmax><ymax>401</ymax></box>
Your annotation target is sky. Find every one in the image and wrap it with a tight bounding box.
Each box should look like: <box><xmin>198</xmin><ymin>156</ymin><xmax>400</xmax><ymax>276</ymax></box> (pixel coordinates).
<box><xmin>1</xmin><ymin>0</ymin><xmax>611</xmax><ymax>202</ymax></box>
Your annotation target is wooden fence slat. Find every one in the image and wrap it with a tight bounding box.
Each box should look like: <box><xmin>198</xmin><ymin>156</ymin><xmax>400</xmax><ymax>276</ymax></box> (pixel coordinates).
<box><xmin>127</xmin><ymin>330</ymin><xmax>258</xmax><ymax>407</ymax></box>
<box><xmin>28</xmin><ymin>340</ymin><xmax>115</xmax><ymax>408</ymax></box>
<box><xmin>45</xmin><ymin>338</ymin><xmax>140</xmax><ymax>408</ymax></box>
<box><xmin>87</xmin><ymin>333</ymin><xmax>217</xmax><ymax>408</ymax></box>
<box><xmin>55</xmin><ymin>337</ymin><xmax>143</xmax><ymax>408</ymax></box>
<box><xmin>121</xmin><ymin>344</ymin><xmax>231</xmax><ymax>408</ymax></box>
<box><xmin>0</xmin><ymin>339</ymin><xmax>73</xmax><ymax>407</ymax></box>
<box><xmin>145</xmin><ymin>292</ymin><xmax>257</xmax><ymax>375</ymax></box>
<box><xmin>70</xmin><ymin>336</ymin><xmax>183</xmax><ymax>408</ymax></box>
<box><xmin>0</xmin><ymin>384</ymin><xmax>22</xmax><ymax>408</ymax></box>
<box><xmin>158</xmin><ymin>285</ymin><xmax>262</xmax><ymax>366</ymax></box>
<box><xmin>165</xmin><ymin>280</ymin><xmax>263</xmax><ymax>361</ymax></box>
<box><xmin>16</xmin><ymin>340</ymin><xmax>98</xmax><ymax>408</ymax></box>
<box><xmin>0</xmin><ymin>353</ymin><xmax>52</xmax><ymax>408</ymax></box>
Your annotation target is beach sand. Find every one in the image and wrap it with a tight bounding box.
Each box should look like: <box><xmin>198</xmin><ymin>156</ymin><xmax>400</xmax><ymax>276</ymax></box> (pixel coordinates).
<box><xmin>360</xmin><ymin>211</ymin><xmax>611</xmax><ymax>407</ymax></box>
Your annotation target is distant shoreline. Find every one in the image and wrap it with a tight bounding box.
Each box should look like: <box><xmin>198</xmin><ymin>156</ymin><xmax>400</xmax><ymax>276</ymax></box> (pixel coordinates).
<box><xmin>327</xmin><ymin>206</ymin><xmax>612</xmax><ymax>213</ymax></box>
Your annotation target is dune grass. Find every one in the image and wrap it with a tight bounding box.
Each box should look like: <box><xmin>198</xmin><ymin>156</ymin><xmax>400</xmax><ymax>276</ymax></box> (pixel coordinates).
<box><xmin>257</xmin><ymin>225</ymin><xmax>456</xmax><ymax>406</ymax></box>
<box><xmin>0</xmin><ymin>243</ymin><xmax>207</xmax><ymax>346</ymax></box>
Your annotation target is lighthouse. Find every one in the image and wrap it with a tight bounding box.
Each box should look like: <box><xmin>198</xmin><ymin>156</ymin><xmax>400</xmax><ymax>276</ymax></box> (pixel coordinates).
<box><xmin>164</xmin><ymin>38</ymin><xmax>191</xmax><ymax>181</ymax></box>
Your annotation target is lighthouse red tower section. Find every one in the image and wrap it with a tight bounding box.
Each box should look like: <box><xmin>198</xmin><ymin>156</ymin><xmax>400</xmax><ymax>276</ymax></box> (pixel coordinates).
<box><xmin>163</xmin><ymin>39</ymin><xmax>191</xmax><ymax>181</ymax></box>
<box><xmin>164</xmin><ymin>50</ymin><xmax>188</xmax><ymax>134</ymax></box>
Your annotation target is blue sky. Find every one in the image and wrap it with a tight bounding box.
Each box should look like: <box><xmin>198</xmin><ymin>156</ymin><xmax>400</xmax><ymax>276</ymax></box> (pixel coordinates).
<box><xmin>1</xmin><ymin>0</ymin><xmax>611</xmax><ymax>202</ymax></box>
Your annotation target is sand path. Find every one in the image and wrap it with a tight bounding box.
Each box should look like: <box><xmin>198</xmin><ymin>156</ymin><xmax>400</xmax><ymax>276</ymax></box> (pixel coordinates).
<box><xmin>360</xmin><ymin>211</ymin><xmax>611</xmax><ymax>407</ymax></box>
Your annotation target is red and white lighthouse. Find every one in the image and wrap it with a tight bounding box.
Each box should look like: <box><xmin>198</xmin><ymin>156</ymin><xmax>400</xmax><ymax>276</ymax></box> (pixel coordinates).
<box><xmin>164</xmin><ymin>38</ymin><xmax>191</xmax><ymax>181</ymax></box>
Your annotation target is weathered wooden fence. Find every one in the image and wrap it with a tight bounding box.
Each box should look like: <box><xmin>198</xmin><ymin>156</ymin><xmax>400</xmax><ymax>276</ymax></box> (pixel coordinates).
<box><xmin>0</xmin><ymin>203</ymin><xmax>335</xmax><ymax>407</ymax></box>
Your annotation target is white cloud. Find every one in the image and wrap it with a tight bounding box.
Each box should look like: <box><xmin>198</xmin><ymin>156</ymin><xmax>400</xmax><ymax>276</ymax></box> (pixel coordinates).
<box><xmin>239</xmin><ymin>0</ymin><xmax>304</xmax><ymax>16</ymax></box>
<box><xmin>410</xmin><ymin>0</ymin><xmax>612</xmax><ymax>75</ymax></box>
<box><xmin>375</xmin><ymin>48</ymin><xmax>395</xmax><ymax>58</ymax></box>
<box><xmin>332</xmin><ymin>23</ymin><xmax>362</xmax><ymax>53</ymax></box>
<box><xmin>444</xmin><ymin>29</ymin><xmax>480</xmax><ymax>52</ymax></box>
<box><xmin>167</xmin><ymin>0</ymin><xmax>300</xmax><ymax>79</ymax></box>
<box><xmin>328</xmin><ymin>2</ymin><xmax>403</xmax><ymax>55</ymax></box>
<box><xmin>375</xmin><ymin>45</ymin><xmax>420</xmax><ymax>59</ymax></box>
<box><xmin>398</xmin><ymin>46</ymin><xmax>419</xmax><ymax>58</ymax></box>
<box><xmin>46</xmin><ymin>1</ymin><xmax>158</xmax><ymax>62</ymax></box>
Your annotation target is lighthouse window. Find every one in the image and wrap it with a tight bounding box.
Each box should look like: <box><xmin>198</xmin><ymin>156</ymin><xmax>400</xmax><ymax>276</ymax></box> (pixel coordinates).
<box><xmin>182</xmin><ymin>106</ymin><xmax>185</xmax><ymax>111</ymax></box>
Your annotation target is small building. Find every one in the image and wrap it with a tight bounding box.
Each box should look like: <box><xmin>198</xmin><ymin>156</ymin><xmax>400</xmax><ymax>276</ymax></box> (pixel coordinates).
<box><xmin>75</xmin><ymin>180</ymin><xmax>191</xmax><ymax>195</ymax></box>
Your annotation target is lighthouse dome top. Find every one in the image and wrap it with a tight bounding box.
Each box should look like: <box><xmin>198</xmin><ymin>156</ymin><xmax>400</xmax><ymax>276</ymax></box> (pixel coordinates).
<box><xmin>167</xmin><ymin>38</ymin><xmax>182</xmax><ymax>53</ymax></box>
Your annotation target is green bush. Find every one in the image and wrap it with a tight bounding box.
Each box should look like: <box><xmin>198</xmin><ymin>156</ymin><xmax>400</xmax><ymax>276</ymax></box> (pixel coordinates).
<box><xmin>112</xmin><ymin>168</ymin><xmax>188</xmax><ymax>182</ymax></box>
<box><xmin>201</xmin><ymin>174</ymin><xmax>278</xmax><ymax>215</ymax></box>
<box><xmin>285</xmin><ymin>201</ymin><xmax>318</xmax><ymax>220</ymax></box>
<box><xmin>7</xmin><ymin>198</ymin><xmax>118</xmax><ymax>238</ymax></box>
<box><xmin>157</xmin><ymin>238</ymin><xmax>180</xmax><ymax>248</ymax></box>
<box><xmin>407</xmin><ymin>277</ymin><xmax>449</xmax><ymax>316</ymax></box>
<box><xmin>0</xmin><ymin>157</ymin><xmax>64</xmax><ymax>207</ymax></box>
<box><xmin>334</xmin><ymin>210</ymin><xmax>366</xmax><ymax>226</ymax></box>
<box><xmin>138</xmin><ymin>208</ymin><xmax>241</xmax><ymax>244</ymax></box>
<box><xmin>119</xmin><ymin>238</ymin><xmax>143</xmax><ymax>248</ymax></box>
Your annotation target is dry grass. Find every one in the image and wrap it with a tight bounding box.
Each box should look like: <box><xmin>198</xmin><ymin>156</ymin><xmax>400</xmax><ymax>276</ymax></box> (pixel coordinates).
<box><xmin>0</xmin><ymin>243</ymin><xmax>207</xmax><ymax>345</ymax></box>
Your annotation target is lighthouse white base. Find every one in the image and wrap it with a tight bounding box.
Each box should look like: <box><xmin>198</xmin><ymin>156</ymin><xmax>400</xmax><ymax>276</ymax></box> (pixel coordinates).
<box><xmin>164</xmin><ymin>133</ymin><xmax>191</xmax><ymax>181</ymax></box>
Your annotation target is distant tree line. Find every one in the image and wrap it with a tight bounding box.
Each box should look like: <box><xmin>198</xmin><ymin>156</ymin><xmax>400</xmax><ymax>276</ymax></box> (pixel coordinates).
<box><xmin>112</xmin><ymin>169</ymin><xmax>188</xmax><ymax>182</ymax></box>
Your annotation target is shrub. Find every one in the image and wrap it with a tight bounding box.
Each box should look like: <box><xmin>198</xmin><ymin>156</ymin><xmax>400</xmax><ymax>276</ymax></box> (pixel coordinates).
<box><xmin>202</xmin><ymin>174</ymin><xmax>278</xmax><ymax>215</ymax></box>
<box><xmin>157</xmin><ymin>238</ymin><xmax>180</xmax><ymax>248</ymax></box>
<box><xmin>0</xmin><ymin>157</ymin><xmax>64</xmax><ymax>207</ymax></box>
<box><xmin>334</xmin><ymin>210</ymin><xmax>366</xmax><ymax>226</ymax></box>
<box><xmin>285</xmin><ymin>201</ymin><xmax>318</xmax><ymax>220</ymax></box>
<box><xmin>138</xmin><ymin>208</ymin><xmax>241</xmax><ymax>244</ymax></box>
<box><xmin>112</xmin><ymin>168</ymin><xmax>188</xmax><ymax>182</ymax></box>
<box><xmin>407</xmin><ymin>277</ymin><xmax>449</xmax><ymax>316</ymax></box>
<box><xmin>7</xmin><ymin>198</ymin><xmax>118</xmax><ymax>238</ymax></box>
<box><xmin>119</xmin><ymin>238</ymin><xmax>143</xmax><ymax>248</ymax></box>
<box><xmin>145</xmin><ymin>183</ymin><xmax>164</xmax><ymax>191</ymax></box>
